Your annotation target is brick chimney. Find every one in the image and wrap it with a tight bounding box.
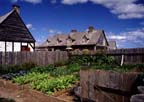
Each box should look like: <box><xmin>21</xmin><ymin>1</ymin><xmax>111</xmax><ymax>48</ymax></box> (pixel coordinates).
<box><xmin>71</xmin><ymin>29</ymin><xmax>77</xmax><ymax>33</ymax></box>
<box><xmin>12</xmin><ymin>5</ymin><xmax>20</xmax><ymax>14</ymax></box>
<box><xmin>88</xmin><ymin>26</ymin><xmax>94</xmax><ymax>33</ymax></box>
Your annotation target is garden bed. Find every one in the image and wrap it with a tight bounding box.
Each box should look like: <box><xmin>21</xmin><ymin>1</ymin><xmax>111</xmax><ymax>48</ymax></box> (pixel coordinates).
<box><xmin>0</xmin><ymin>79</ymin><xmax>68</xmax><ymax>102</ymax></box>
<box><xmin>0</xmin><ymin>64</ymin><xmax>80</xmax><ymax>102</ymax></box>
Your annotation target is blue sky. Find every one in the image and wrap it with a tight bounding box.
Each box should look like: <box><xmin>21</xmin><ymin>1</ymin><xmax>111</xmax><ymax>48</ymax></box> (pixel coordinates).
<box><xmin>0</xmin><ymin>0</ymin><xmax>144</xmax><ymax>48</ymax></box>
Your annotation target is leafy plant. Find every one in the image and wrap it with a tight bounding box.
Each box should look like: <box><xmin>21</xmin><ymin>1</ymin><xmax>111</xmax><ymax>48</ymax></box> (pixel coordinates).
<box><xmin>30</xmin><ymin>75</ymin><xmax>79</xmax><ymax>95</ymax></box>
<box><xmin>13</xmin><ymin>72</ymin><xmax>50</xmax><ymax>84</ymax></box>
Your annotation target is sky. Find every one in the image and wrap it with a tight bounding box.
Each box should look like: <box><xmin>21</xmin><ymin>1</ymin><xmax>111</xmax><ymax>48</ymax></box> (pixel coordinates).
<box><xmin>0</xmin><ymin>0</ymin><xmax>144</xmax><ymax>48</ymax></box>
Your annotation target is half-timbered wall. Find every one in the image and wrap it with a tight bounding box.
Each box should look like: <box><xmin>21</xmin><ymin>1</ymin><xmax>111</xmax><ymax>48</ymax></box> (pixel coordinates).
<box><xmin>0</xmin><ymin>41</ymin><xmax>34</xmax><ymax>52</ymax></box>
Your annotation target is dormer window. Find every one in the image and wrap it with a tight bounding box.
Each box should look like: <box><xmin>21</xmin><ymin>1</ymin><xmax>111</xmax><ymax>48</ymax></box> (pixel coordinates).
<box><xmin>67</xmin><ymin>36</ymin><xmax>75</xmax><ymax>45</ymax></box>
<box><xmin>47</xmin><ymin>39</ymin><xmax>51</xmax><ymax>43</ymax></box>
<box><xmin>103</xmin><ymin>39</ymin><xmax>106</xmax><ymax>46</ymax></box>
<box><xmin>67</xmin><ymin>38</ymin><xmax>72</xmax><ymax>45</ymax></box>
<box><xmin>56</xmin><ymin>38</ymin><xmax>62</xmax><ymax>45</ymax></box>
<box><xmin>82</xmin><ymin>35</ymin><xmax>89</xmax><ymax>44</ymax></box>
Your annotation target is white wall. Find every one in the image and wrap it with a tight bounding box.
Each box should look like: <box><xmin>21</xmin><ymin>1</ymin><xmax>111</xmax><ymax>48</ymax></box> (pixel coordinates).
<box><xmin>0</xmin><ymin>41</ymin><xmax>5</xmax><ymax>52</ymax></box>
<box><xmin>28</xmin><ymin>43</ymin><xmax>34</xmax><ymax>52</ymax></box>
<box><xmin>6</xmin><ymin>42</ymin><xmax>12</xmax><ymax>52</ymax></box>
<box><xmin>0</xmin><ymin>42</ymin><xmax>34</xmax><ymax>52</ymax></box>
<box><xmin>14</xmin><ymin>42</ymin><xmax>21</xmax><ymax>52</ymax></box>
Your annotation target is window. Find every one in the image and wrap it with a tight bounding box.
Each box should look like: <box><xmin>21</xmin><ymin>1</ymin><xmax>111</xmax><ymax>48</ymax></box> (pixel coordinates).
<box><xmin>82</xmin><ymin>36</ymin><xmax>89</xmax><ymax>44</ymax></box>
<box><xmin>57</xmin><ymin>38</ymin><xmax>62</xmax><ymax>45</ymax></box>
<box><xmin>67</xmin><ymin>39</ymin><xmax>72</xmax><ymax>45</ymax></box>
<box><xmin>21</xmin><ymin>46</ymin><xmax>30</xmax><ymax>51</ymax></box>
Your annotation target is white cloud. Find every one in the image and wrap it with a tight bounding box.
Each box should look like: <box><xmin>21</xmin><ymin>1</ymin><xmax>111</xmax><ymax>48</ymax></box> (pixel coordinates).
<box><xmin>62</xmin><ymin>0</ymin><xmax>88</xmax><ymax>5</ymax></box>
<box><xmin>26</xmin><ymin>23</ymin><xmax>36</xmax><ymax>30</ymax></box>
<box><xmin>26</xmin><ymin>24</ymin><xmax>33</xmax><ymax>29</ymax></box>
<box><xmin>48</xmin><ymin>29</ymin><xmax>62</xmax><ymax>34</ymax></box>
<box><xmin>108</xmin><ymin>35</ymin><xmax>126</xmax><ymax>40</ymax></box>
<box><xmin>107</xmin><ymin>27</ymin><xmax>144</xmax><ymax>48</ymax></box>
<box><xmin>61</xmin><ymin>0</ymin><xmax>144</xmax><ymax>19</ymax></box>
<box><xmin>24</xmin><ymin>0</ymin><xmax>42</xmax><ymax>4</ymax></box>
<box><xmin>36</xmin><ymin>35</ymin><xmax>47</xmax><ymax>46</ymax></box>
<box><xmin>48</xmin><ymin>29</ymin><xmax>55</xmax><ymax>33</ymax></box>
<box><xmin>11</xmin><ymin>0</ymin><xmax>42</xmax><ymax>4</ymax></box>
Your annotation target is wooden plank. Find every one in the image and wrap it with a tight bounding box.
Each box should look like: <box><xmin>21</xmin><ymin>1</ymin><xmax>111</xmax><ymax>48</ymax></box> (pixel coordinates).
<box><xmin>88</xmin><ymin>69</ymin><xmax>96</xmax><ymax>101</ymax></box>
<box><xmin>80</xmin><ymin>69</ymin><xmax>89</xmax><ymax>99</ymax></box>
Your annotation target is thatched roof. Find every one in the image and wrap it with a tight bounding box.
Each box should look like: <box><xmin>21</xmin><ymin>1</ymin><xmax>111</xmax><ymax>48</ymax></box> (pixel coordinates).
<box><xmin>40</xmin><ymin>27</ymin><xmax>109</xmax><ymax>47</ymax></box>
<box><xmin>0</xmin><ymin>6</ymin><xmax>35</xmax><ymax>42</ymax></box>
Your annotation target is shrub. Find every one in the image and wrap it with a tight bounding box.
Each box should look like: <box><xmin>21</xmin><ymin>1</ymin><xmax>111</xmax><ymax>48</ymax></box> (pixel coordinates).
<box><xmin>69</xmin><ymin>55</ymin><xmax>117</xmax><ymax>66</ymax></box>
<box><xmin>82</xmin><ymin>49</ymin><xmax>90</xmax><ymax>55</ymax></box>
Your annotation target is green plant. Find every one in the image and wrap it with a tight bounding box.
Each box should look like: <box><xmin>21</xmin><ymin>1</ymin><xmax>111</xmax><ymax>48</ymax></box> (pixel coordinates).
<box><xmin>12</xmin><ymin>64</ymin><xmax>80</xmax><ymax>95</ymax></box>
<box><xmin>30</xmin><ymin>75</ymin><xmax>79</xmax><ymax>95</ymax></box>
<box><xmin>13</xmin><ymin>72</ymin><xmax>50</xmax><ymax>84</ymax></box>
<box><xmin>0</xmin><ymin>62</ymin><xmax>37</xmax><ymax>74</ymax></box>
<box><xmin>82</xmin><ymin>49</ymin><xmax>90</xmax><ymax>55</ymax></box>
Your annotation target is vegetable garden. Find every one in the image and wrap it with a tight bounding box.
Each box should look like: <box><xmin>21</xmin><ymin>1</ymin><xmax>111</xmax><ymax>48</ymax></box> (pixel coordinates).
<box><xmin>0</xmin><ymin>53</ymin><xmax>144</xmax><ymax>102</ymax></box>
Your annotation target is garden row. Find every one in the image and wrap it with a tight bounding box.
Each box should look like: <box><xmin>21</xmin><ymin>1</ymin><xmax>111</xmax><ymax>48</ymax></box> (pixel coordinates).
<box><xmin>9</xmin><ymin>64</ymin><xmax>80</xmax><ymax>95</ymax></box>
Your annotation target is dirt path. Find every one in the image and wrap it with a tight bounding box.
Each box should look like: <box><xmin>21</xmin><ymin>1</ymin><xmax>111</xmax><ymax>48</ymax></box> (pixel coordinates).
<box><xmin>0</xmin><ymin>86</ymin><xmax>41</xmax><ymax>102</ymax></box>
<box><xmin>0</xmin><ymin>79</ymin><xmax>73</xmax><ymax>102</ymax></box>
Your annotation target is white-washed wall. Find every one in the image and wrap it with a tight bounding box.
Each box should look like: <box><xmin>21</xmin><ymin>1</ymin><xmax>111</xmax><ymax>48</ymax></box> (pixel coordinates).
<box><xmin>0</xmin><ymin>42</ymin><xmax>34</xmax><ymax>52</ymax></box>
<box><xmin>14</xmin><ymin>42</ymin><xmax>21</xmax><ymax>52</ymax></box>
<box><xmin>0</xmin><ymin>42</ymin><xmax>5</xmax><ymax>52</ymax></box>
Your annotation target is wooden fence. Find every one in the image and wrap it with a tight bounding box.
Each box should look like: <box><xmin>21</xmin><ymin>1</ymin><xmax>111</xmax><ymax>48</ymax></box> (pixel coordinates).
<box><xmin>79</xmin><ymin>69</ymin><xmax>141</xmax><ymax>102</ymax></box>
<box><xmin>70</xmin><ymin>48</ymin><xmax>144</xmax><ymax>64</ymax></box>
<box><xmin>0</xmin><ymin>51</ymin><xmax>68</xmax><ymax>66</ymax></box>
<box><xmin>0</xmin><ymin>48</ymin><xmax>143</xmax><ymax>66</ymax></box>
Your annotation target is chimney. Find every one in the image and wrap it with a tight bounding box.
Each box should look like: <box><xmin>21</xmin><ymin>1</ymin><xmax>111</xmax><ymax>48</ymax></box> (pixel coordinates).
<box><xmin>88</xmin><ymin>26</ymin><xmax>94</xmax><ymax>33</ymax></box>
<box><xmin>71</xmin><ymin>29</ymin><xmax>77</xmax><ymax>33</ymax></box>
<box><xmin>12</xmin><ymin>5</ymin><xmax>20</xmax><ymax>14</ymax></box>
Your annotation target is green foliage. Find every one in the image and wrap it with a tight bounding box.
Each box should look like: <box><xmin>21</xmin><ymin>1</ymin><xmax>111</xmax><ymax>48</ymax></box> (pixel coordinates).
<box><xmin>82</xmin><ymin>49</ymin><xmax>90</xmax><ymax>55</ymax></box>
<box><xmin>30</xmin><ymin>75</ymin><xmax>78</xmax><ymax>95</ymax></box>
<box><xmin>54</xmin><ymin>61</ymin><xmax>68</xmax><ymax>67</ymax></box>
<box><xmin>0</xmin><ymin>62</ymin><xmax>37</xmax><ymax>74</ymax></box>
<box><xmin>13</xmin><ymin>72</ymin><xmax>51</xmax><ymax>84</ymax></box>
<box><xmin>92</xmin><ymin>64</ymin><xmax>144</xmax><ymax>72</ymax></box>
<box><xmin>70</xmin><ymin>55</ymin><xmax>116</xmax><ymax>66</ymax></box>
<box><xmin>29</xmin><ymin>64</ymin><xmax>55</xmax><ymax>73</ymax></box>
<box><xmin>12</xmin><ymin>64</ymin><xmax>80</xmax><ymax>95</ymax></box>
<box><xmin>114</xmin><ymin>64</ymin><xmax>144</xmax><ymax>72</ymax></box>
<box><xmin>67</xmin><ymin>63</ymin><xmax>80</xmax><ymax>72</ymax></box>
<box><xmin>20</xmin><ymin>62</ymin><xmax>37</xmax><ymax>70</ymax></box>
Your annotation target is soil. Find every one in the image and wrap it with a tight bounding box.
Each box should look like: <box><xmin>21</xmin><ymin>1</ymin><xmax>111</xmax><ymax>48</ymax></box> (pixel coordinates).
<box><xmin>0</xmin><ymin>79</ymin><xmax>74</xmax><ymax>102</ymax></box>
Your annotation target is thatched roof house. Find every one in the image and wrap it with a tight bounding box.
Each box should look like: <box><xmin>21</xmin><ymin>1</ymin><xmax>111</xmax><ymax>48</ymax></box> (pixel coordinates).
<box><xmin>37</xmin><ymin>26</ymin><xmax>116</xmax><ymax>51</ymax></box>
<box><xmin>0</xmin><ymin>5</ymin><xmax>35</xmax><ymax>52</ymax></box>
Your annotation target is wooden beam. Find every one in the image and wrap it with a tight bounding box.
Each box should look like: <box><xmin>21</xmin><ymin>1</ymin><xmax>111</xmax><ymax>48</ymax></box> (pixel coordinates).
<box><xmin>20</xmin><ymin>42</ymin><xmax>22</xmax><ymax>51</ymax></box>
<box><xmin>34</xmin><ymin>43</ymin><xmax>35</xmax><ymax>51</ymax></box>
<box><xmin>5</xmin><ymin>41</ymin><xmax>6</xmax><ymax>52</ymax></box>
<box><xmin>12</xmin><ymin>42</ymin><xmax>14</xmax><ymax>52</ymax></box>
<box><xmin>94</xmin><ymin>85</ymin><xmax>132</xmax><ymax>97</ymax></box>
<box><xmin>29</xmin><ymin>43</ymin><xmax>34</xmax><ymax>49</ymax></box>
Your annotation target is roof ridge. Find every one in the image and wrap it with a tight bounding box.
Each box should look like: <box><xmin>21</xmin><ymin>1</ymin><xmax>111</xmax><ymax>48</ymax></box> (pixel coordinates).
<box><xmin>0</xmin><ymin>9</ymin><xmax>14</xmax><ymax>24</ymax></box>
